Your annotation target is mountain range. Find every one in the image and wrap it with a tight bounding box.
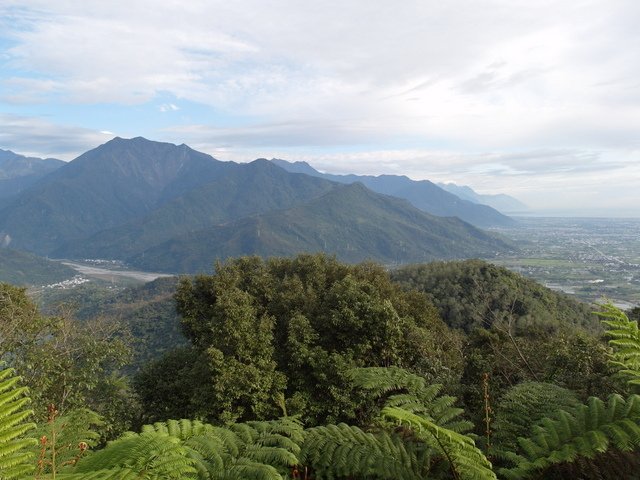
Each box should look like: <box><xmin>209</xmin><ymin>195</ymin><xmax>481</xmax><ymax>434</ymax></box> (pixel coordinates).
<box><xmin>437</xmin><ymin>182</ymin><xmax>528</xmax><ymax>213</ymax></box>
<box><xmin>0</xmin><ymin>149</ymin><xmax>65</xmax><ymax>200</ymax></box>
<box><xmin>0</xmin><ymin>137</ymin><xmax>516</xmax><ymax>274</ymax></box>
<box><xmin>270</xmin><ymin>159</ymin><xmax>517</xmax><ymax>227</ymax></box>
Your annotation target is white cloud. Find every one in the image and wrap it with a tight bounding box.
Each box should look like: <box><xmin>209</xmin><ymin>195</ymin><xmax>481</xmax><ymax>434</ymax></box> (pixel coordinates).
<box><xmin>159</xmin><ymin>103</ymin><xmax>179</xmax><ymax>112</ymax></box>
<box><xmin>0</xmin><ymin>114</ymin><xmax>114</xmax><ymax>160</ymax></box>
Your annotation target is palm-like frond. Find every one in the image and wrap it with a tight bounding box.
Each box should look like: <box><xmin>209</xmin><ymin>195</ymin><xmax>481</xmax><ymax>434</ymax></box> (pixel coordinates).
<box><xmin>300</xmin><ymin>422</ymin><xmax>429</xmax><ymax>480</ymax></box>
<box><xmin>80</xmin><ymin>418</ymin><xmax>302</xmax><ymax>480</ymax></box>
<box><xmin>599</xmin><ymin>303</ymin><xmax>640</xmax><ymax>386</ymax></box>
<box><xmin>74</xmin><ymin>431</ymin><xmax>198</xmax><ymax>479</ymax></box>
<box><xmin>349</xmin><ymin>366</ymin><xmax>472</xmax><ymax>432</ymax></box>
<box><xmin>499</xmin><ymin>394</ymin><xmax>640</xmax><ymax>479</ymax></box>
<box><xmin>382</xmin><ymin>406</ymin><xmax>496</xmax><ymax>480</ymax></box>
<box><xmin>492</xmin><ymin>382</ymin><xmax>580</xmax><ymax>451</ymax></box>
<box><xmin>0</xmin><ymin>366</ymin><xmax>36</xmax><ymax>479</ymax></box>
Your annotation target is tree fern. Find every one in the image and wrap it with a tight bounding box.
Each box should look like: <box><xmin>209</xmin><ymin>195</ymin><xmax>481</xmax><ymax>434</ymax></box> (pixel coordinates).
<box><xmin>499</xmin><ymin>394</ymin><xmax>640</xmax><ymax>479</ymax></box>
<box><xmin>349</xmin><ymin>366</ymin><xmax>472</xmax><ymax>432</ymax></box>
<box><xmin>0</xmin><ymin>366</ymin><xmax>37</xmax><ymax>479</ymax></box>
<box><xmin>80</xmin><ymin>418</ymin><xmax>302</xmax><ymax>480</ymax></box>
<box><xmin>297</xmin><ymin>367</ymin><xmax>490</xmax><ymax>479</ymax></box>
<box><xmin>382</xmin><ymin>406</ymin><xmax>496</xmax><ymax>480</ymax></box>
<box><xmin>74</xmin><ymin>431</ymin><xmax>198</xmax><ymax>479</ymax></box>
<box><xmin>300</xmin><ymin>422</ymin><xmax>430</xmax><ymax>480</ymax></box>
<box><xmin>492</xmin><ymin>382</ymin><xmax>580</xmax><ymax>451</ymax></box>
<box><xmin>599</xmin><ymin>303</ymin><xmax>640</xmax><ymax>386</ymax></box>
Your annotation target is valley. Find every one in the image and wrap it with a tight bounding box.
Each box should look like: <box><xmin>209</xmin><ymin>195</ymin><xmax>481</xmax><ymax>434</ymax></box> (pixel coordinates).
<box><xmin>61</xmin><ymin>260</ymin><xmax>173</xmax><ymax>283</ymax></box>
<box><xmin>18</xmin><ymin>216</ymin><xmax>640</xmax><ymax>314</ymax></box>
<box><xmin>491</xmin><ymin>217</ymin><xmax>640</xmax><ymax>307</ymax></box>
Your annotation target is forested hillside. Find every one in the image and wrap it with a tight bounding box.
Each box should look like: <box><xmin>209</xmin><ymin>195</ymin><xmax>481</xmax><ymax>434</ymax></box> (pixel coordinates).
<box><xmin>131</xmin><ymin>183</ymin><xmax>513</xmax><ymax>272</ymax></box>
<box><xmin>271</xmin><ymin>159</ymin><xmax>516</xmax><ymax>227</ymax></box>
<box><xmin>0</xmin><ymin>248</ymin><xmax>76</xmax><ymax>285</ymax></box>
<box><xmin>0</xmin><ymin>254</ymin><xmax>638</xmax><ymax>479</ymax></box>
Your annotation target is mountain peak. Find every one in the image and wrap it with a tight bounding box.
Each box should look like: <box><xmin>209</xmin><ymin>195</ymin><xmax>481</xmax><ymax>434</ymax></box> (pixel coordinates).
<box><xmin>270</xmin><ymin>159</ymin><xmax>319</xmax><ymax>175</ymax></box>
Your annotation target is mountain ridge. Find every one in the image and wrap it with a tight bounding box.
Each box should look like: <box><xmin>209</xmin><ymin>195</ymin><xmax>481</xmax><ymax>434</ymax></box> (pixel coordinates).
<box><xmin>437</xmin><ymin>182</ymin><xmax>528</xmax><ymax>213</ymax></box>
<box><xmin>0</xmin><ymin>149</ymin><xmax>65</xmax><ymax>199</ymax></box>
<box><xmin>270</xmin><ymin>158</ymin><xmax>516</xmax><ymax>227</ymax></box>
<box><xmin>131</xmin><ymin>181</ymin><xmax>514</xmax><ymax>273</ymax></box>
<box><xmin>0</xmin><ymin>137</ymin><xmax>515</xmax><ymax>273</ymax></box>
<box><xmin>0</xmin><ymin>137</ymin><xmax>231</xmax><ymax>254</ymax></box>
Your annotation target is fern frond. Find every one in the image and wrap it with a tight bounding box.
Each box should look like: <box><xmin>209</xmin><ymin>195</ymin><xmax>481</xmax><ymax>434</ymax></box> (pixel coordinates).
<box><xmin>500</xmin><ymin>394</ymin><xmax>640</xmax><ymax>479</ymax></box>
<box><xmin>382</xmin><ymin>406</ymin><xmax>496</xmax><ymax>480</ymax></box>
<box><xmin>75</xmin><ymin>431</ymin><xmax>198</xmax><ymax>479</ymax></box>
<box><xmin>300</xmin><ymin>422</ymin><xmax>427</xmax><ymax>480</ymax></box>
<box><xmin>101</xmin><ymin>418</ymin><xmax>301</xmax><ymax>480</ymax></box>
<box><xmin>350</xmin><ymin>366</ymin><xmax>470</xmax><ymax>432</ymax></box>
<box><xmin>599</xmin><ymin>304</ymin><xmax>640</xmax><ymax>386</ymax></box>
<box><xmin>0</xmin><ymin>367</ymin><xmax>36</xmax><ymax>479</ymax></box>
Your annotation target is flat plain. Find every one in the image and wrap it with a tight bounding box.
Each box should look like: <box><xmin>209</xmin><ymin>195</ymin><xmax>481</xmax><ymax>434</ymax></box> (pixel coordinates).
<box><xmin>490</xmin><ymin>217</ymin><xmax>640</xmax><ymax>308</ymax></box>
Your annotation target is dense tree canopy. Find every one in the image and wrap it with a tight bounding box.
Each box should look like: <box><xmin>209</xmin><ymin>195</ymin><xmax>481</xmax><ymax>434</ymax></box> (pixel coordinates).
<box><xmin>0</xmin><ymin>282</ymin><xmax>137</xmax><ymax>436</ymax></box>
<box><xmin>139</xmin><ymin>254</ymin><xmax>462</xmax><ymax>425</ymax></box>
<box><xmin>2</xmin><ymin>256</ymin><xmax>640</xmax><ymax>479</ymax></box>
<box><xmin>391</xmin><ymin>260</ymin><xmax>599</xmax><ymax>332</ymax></box>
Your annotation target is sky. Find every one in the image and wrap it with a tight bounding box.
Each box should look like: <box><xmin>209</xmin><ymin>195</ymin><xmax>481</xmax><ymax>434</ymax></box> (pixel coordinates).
<box><xmin>0</xmin><ymin>0</ymin><xmax>639</xmax><ymax>216</ymax></box>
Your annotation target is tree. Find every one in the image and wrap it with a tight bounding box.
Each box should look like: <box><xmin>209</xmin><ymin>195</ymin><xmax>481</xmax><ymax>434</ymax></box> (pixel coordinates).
<box><xmin>144</xmin><ymin>254</ymin><xmax>462</xmax><ymax>425</ymax></box>
<box><xmin>0</xmin><ymin>282</ymin><xmax>138</xmax><ymax>437</ymax></box>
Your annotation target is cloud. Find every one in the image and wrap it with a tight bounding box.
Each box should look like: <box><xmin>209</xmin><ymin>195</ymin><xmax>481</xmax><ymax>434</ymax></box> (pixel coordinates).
<box><xmin>159</xmin><ymin>103</ymin><xmax>179</xmax><ymax>112</ymax></box>
<box><xmin>2</xmin><ymin>0</ymin><xmax>639</xmax><ymax>147</ymax></box>
<box><xmin>0</xmin><ymin>114</ymin><xmax>114</xmax><ymax>160</ymax></box>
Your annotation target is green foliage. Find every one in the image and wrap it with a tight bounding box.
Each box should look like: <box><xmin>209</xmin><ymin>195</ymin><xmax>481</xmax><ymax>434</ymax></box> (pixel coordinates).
<box><xmin>459</xmin><ymin>326</ymin><xmax>615</xmax><ymax>435</ymax></box>
<box><xmin>349</xmin><ymin>366</ymin><xmax>472</xmax><ymax>433</ymax></box>
<box><xmin>300</xmin><ymin>423</ymin><xmax>429</xmax><ymax>480</ymax></box>
<box><xmin>492</xmin><ymin>382</ymin><xmax>580</xmax><ymax>452</ymax></box>
<box><xmin>383</xmin><ymin>407</ymin><xmax>496</xmax><ymax>480</ymax></box>
<box><xmin>0</xmin><ymin>367</ymin><xmax>37</xmax><ymax>479</ymax></box>
<box><xmin>299</xmin><ymin>367</ymin><xmax>483</xmax><ymax>480</ymax></box>
<box><xmin>134</xmin><ymin>347</ymin><xmax>211</xmax><ymax>424</ymax></box>
<box><xmin>1</xmin><ymin>259</ymin><xmax>634</xmax><ymax>479</ymax></box>
<box><xmin>149</xmin><ymin>254</ymin><xmax>461</xmax><ymax>425</ymax></box>
<box><xmin>0</xmin><ymin>282</ymin><xmax>137</xmax><ymax>438</ymax></box>
<box><xmin>75</xmin><ymin>432</ymin><xmax>198</xmax><ymax>479</ymax></box>
<box><xmin>600</xmin><ymin>302</ymin><xmax>640</xmax><ymax>387</ymax></box>
<box><xmin>75</xmin><ymin>418</ymin><xmax>302</xmax><ymax>480</ymax></box>
<box><xmin>35</xmin><ymin>406</ymin><xmax>104</xmax><ymax>476</ymax></box>
<box><xmin>392</xmin><ymin>260</ymin><xmax>599</xmax><ymax>332</ymax></box>
<box><xmin>499</xmin><ymin>394</ymin><xmax>640</xmax><ymax>479</ymax></box>
<box><xmin>40</xmin><ymin>277</ymin><xmax>186</xmax><ymax>374</ymax></box>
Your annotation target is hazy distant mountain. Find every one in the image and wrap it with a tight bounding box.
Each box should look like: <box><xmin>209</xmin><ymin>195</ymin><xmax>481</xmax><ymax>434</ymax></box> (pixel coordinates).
<box><xmin>0</xmin><ymin>149</ymin><xmax>65</xmax><ymax>199</ymax></box>
<box><xmin>0</xmin><ymin>248</ymin><xmax>75</xmax><ymax>286</ymax></box>
<box><xmin>56</xmin><ymin>158</ymin><xmax>337</xmax><ymax>259</ymax></box>
<box><xmin>271</xmin><ymin>159</ymin><xmax>516</xmax><ymax>228</ymax></box>
<box><xmin>437</xmin><ymin>182</ymin><xmax>528</xmax><ymax>213</ymax></box>
<box><xmin>0</xmin><ymin>137</ymin><xmax>232</xmax><ymax>254</ymax></box>
<box><xmin>131</xmin><ymin>182</ymin><xmax>514</xmax><ymax>273</ymax></box>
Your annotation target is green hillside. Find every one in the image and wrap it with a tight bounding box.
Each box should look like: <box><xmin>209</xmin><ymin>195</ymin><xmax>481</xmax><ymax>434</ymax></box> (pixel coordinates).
<box><xmin>0</xmin><ymin>248</ymin><xmax>75</xmax><ymax>285</ymax></box>
<box><xmin>131</xmin><ymin>183</ymin><xmax>514</xmax><ymax>273</ymax></box>
<box><xmin>36</xmin><ymin>277</ymin><xmax>185</xmax><ymax>372</ymax></box>
<box><xmin>55</xmin><ymin>159</ymin><xmax>337</xmax><ymax>260</ymax></box>
<box><xmin>391</xmin><ymin>259</ymin><xmax>599</xmax><ymax>332</ymax></box>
